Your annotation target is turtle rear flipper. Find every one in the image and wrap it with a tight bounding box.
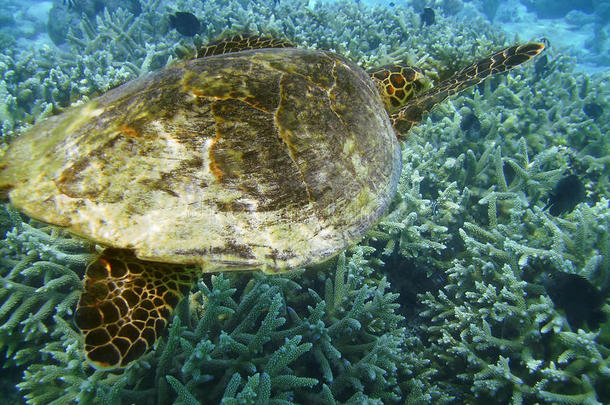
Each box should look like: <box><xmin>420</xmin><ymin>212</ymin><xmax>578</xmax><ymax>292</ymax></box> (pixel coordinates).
<box><xmin>74</xmin><ymin>249</ymin><xmax>195</xmax><ymax>368</ymax></box>
<box><xmin>390</xmin><ymin>42</ymin><xmax>545</xmax><ymax>137</ymax></box>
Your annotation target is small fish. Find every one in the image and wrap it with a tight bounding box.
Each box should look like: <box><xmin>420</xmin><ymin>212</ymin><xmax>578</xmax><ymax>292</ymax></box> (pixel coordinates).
<box><xmin>583</xmin><ymin>102</ymin><xmax>603</xmax><ymax>120</ymax></box>
<box><xmin>544</xmin><ymin>174</ymin><xmax>585</xmax><ymax>216</ymax></box>
<box><xmin>389</xmin><ymin>2</ymin><xmax>395</xmax><ymax>7</ymax></box>
<box><xmin>541</xmin><ymin>271</ymin><xmax>606</xmax><ymax>330</ymax></box>
<box><xmin>460</xmin><ymin>112</ymin><xmax>481</xmax><ymax>135</ymax></box>
<box><xmin>420</xmin><ymin>7</ymin><xmax>435</xmax><ymax>26</ymax></box>
<box><xmin>169</xmin><ymin>12</ymin><xmax>201</xmax><ymax>37</ymax></box>
<box><xmin>534</xmin><ymin>54</ymin><xmax>548</xmax><ymax>76</ymax></box>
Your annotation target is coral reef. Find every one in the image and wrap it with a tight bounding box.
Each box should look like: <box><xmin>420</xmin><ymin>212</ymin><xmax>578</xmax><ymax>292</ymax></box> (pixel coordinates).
<box><xmin>0</xmin><ymin>0</ymin><xmax>608</xmax><ymax>404</ymax></box>
<box><xmin>0</xmin><ymin>205</ymin><xmax>94</xmax><ymax>366</ymax></box>
<box><xmin>50</xmin><ymin>0</ymin><xmax>142</xmax><ymax>41</ymax></box>
<box><xmin>1</xmin><ymin>0</ymin><xmax>505</xmax><ymax>138</ymax></box>
<box><xmin>371</xmin><ymin>43</ymin><xmax>610</xmax><ymax>403</ymax></box>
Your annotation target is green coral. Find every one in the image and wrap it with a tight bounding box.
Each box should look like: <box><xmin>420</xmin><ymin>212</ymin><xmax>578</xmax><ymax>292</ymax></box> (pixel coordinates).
<box><xmin>376</xmin><ymin>51</ymin><xmax>610</xmax><ymax>403</ymax></box>
<box><xmin>0</xmin><ymin>205</ymin><xmax>95</xmax><ymax>366</ymax></box>
<box><xmin>0</xmin><ymin>0</ymin><xmax>609</xmax><ymax>404</ymax></box>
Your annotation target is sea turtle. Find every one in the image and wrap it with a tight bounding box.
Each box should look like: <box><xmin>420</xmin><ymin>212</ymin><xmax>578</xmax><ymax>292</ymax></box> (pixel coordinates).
<box><xmin>0</xmin><ymin>35</ymin><xmax>544</xmax><ymax>368</ymax></box>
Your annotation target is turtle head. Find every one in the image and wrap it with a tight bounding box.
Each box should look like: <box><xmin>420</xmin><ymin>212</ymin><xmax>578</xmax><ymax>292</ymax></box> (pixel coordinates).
<box><xmin>368</xmin><ymin>65</ymin><xmax>429</xmax><ymax>115</ymax></box>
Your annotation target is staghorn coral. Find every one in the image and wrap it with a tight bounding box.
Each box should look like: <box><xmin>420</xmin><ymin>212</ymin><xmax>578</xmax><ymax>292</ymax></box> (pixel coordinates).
<box><xmin>0</xmin><ymin>204</ymin><xmax>95</xmax><ymax>367</ymax></box>
<box><xmin>0</xmin><ymin>0</ymin><xmax>609</xmax><ymax>404</ymax></box>
<box><xmin>405</xmin><ymin>249</ymin><xmax>609</xmax><ymax>404</ymax></box>
<box><xmin>388</xmin><ymin>136</ymin><xmax>610</xmax><ymax>402</ymax></box>
<box><xmin>0</xmin><ymin>204</ymin><xmax>95</xmax><ymax>404</ymax></box>
<box><xmin>382</xmin><ymin>71</ymin><xmax>610</xmax><ymax>402</ymax></box>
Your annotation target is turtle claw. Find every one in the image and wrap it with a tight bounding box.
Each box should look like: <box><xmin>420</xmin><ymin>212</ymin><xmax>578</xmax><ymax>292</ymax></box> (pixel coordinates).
<box><xmin>74</xmin><ymin>249</ymin><xmax>195</xmax><ymax>368</ymax></box>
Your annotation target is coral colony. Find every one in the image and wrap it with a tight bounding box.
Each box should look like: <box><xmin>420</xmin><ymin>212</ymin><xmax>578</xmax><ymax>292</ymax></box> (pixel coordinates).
<box><xmin>0</xmin><ymin>0</ymin><xmax>608</xmax><ymax>404</ymax></box>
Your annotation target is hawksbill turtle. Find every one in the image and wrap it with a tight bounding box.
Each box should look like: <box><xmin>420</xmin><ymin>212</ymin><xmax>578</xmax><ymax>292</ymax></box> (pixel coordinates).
<box><xmin>0</xmin><ymin>35</ymin><xmax>544</xmax><ymax>367</ymax></box>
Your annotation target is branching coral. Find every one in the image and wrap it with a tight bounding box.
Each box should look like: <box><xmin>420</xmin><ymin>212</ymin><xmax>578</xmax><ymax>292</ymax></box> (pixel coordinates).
<box><xmin>0</xmin><ymin>1</ymin><xmax>608</xmax><ymax>404</ymax></box>
<box><xmin>408</xmin><ymin>253</ymin><xmax>609</xmax><ymax>404</ymax></box>
<box><xmin>386</xmin><ymin>72</ymin><xmax>610</xmax><ymax>403</ymax></box>
<box><xmin>0</xmin><ymin>204</ymin><xmax>95</xmax><ymax>367</ymax></box>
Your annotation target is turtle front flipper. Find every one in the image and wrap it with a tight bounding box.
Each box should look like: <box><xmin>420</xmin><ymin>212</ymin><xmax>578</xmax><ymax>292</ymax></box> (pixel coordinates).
<box><xmin>196</xmin><ymin>33</ymin><xmax>295</xmax><ymax>58</ymax></box>
<box><xmin>74</xmin><ymin>249</ymin><xmax>195</xmax><ymax>368</ymax></box>
<box><xmin>390</xmin><ymin>42</ymin><xmax>545</xmax><ymax>138</ymax></box>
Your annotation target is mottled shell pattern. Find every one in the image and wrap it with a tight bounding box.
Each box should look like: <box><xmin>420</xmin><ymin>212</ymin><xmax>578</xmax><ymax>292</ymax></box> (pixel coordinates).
<box><xmin>0</xmin><ymin>45</ymin><xmax>401</xmax><ymax>273</ymax></box>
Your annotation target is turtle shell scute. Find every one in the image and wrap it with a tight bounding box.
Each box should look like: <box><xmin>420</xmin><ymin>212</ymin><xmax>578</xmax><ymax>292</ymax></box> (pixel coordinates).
<box><xmin>0</xmin><ymin>48</ymin><xmax>401</xmax><ymax>272</ymax></box>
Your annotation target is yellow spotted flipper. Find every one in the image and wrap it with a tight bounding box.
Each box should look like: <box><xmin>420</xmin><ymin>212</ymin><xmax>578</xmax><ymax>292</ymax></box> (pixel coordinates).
<box><xmin>196</xmin><ymin>33</ymin><xmax>295</xmax><ymax>58</ymax></box>
<box><xmin>74</xmin><ymin>249</ymin><xmax>195</xmax><ymax>368</ymax></box>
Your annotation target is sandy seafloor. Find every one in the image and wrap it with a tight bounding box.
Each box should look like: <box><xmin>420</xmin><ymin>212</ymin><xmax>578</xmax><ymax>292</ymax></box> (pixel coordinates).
<box><xmin>0</xmin><ymin>0</ymin><xmax>608</xmax><ymax>404</ymax></box>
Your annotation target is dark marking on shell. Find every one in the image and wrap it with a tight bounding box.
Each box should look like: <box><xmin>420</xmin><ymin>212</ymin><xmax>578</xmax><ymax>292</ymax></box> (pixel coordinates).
<box><xmin>174</xmin><ymin>239</ymin><xmax>256</xmax><ymax>260</ymax></box>
<box><xmin>210</xmin><ymin>98</ymin><xmax>310</xmax><ymax>211</ymax></box>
